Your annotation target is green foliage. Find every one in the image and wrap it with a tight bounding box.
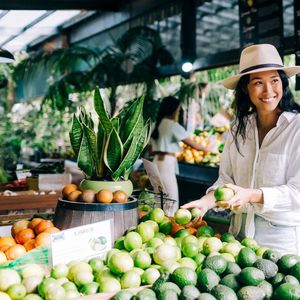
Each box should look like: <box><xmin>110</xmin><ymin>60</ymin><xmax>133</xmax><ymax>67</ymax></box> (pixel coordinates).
<box><xmin>70</xmin><ymin>88</ymin><xmax>151</xmax><ymax>181</ymax></box>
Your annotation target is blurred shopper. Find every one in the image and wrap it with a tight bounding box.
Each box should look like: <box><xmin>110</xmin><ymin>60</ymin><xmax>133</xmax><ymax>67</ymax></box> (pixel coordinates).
<box><xmin>182</xmin><ymin>44</ymin><xmax>300</xmax><ymax>255</ymax></box>
<box><xmin>151</xmin><ymin>96</ymin><xmax>215</xmax><ymax>214</ymax></box>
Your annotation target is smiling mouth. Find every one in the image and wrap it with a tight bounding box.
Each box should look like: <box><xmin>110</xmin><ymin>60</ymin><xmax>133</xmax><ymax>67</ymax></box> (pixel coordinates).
<box><xmin>260</xmin><ymin>97</ymin><xmax>276</xmax><ymax>103</ymax></box>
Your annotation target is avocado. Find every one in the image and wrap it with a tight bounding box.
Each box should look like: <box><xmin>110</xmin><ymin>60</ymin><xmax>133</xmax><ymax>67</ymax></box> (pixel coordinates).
<box><xmin>180</xmin><ymin>285</ymin><xmax>201</xmax><ymax>300</ymax></box>
<box><xmin>152</xmin><ymin>272</ymin><xmax>170</xmax><ymax>294</ymax></box>
<box><xmin>197</xmin><ymin>268</ymin><xmax>220</xmax><ymax>292</ymax></box>
<box><xmin>257</xmin><ymin>281</ymin><xmax>273</xmax><ymax>300</ymax></box>
<box><xmin>237</xmin><ymin>286</ymin><xmax>265</xmax><ymax>300</ymax></box>
<box><xmin>159</xmin><ymin>282</ymin><xmax>181</xmax><ymax>296</ymax></box>
<box><xmin>211</xmin><ymin>284</ymin><xmax>237</xmax><ymax>300</ymax></box>
<box><xmin>290</xmin><ymin>262</ymin><xmax>300</xmax><ymax>281</ymax></box>
<box><xmin>224</xmin><ymin>262</ymin><xmax>242</xmax><ymax>276</ymax></box>
<box><xmin>238</xmin><ymin>267</ymin><xmax>265</xmax><ymax>286</ymax></box>
<box><xmin>253</xmin><ymin>258</ymin><xmax>278</xmax><ymax>279</ymax></box>
<box><xmin>203</xmin><ymin>255</ymin><xmax>228</xmax><ymax>275</ymax></box>
<box><xmin>158</xmin><ymin>289</ymin><xmax>178</xmax><ymax>300</ymax></box>
<box><xmin>282</xmin><ymin>275</ymin><xmax>299</xmax><ymax>286</ymax></box>
<box><xmin>220</xmin><ymin>274</ymin><xmax>240</xmax><ymax>292</ymax></box>
<box><xmin>112</xmin><ymin>290</ymin><xmax>135</xmax><ymax>300</ymax></box>
<box><xmin>237</xmin><ymin>248</ymin><xmax>257</xmax><ymax>268</ymax></box>
<box><xmin>196</xmin><ymin>293</ymin><xmax>216</xmax><ymax>300</ymax></box>
<box><xmin>134</xmin><ymin>288</ymin><xmax>157</xmax><ymax>300</ymax></box>
<box><xmin>269</xmin><ymin>272</ymin><xmax>285</xmax><ymax>288</ymax></box>
<box><xmin>171</xmin><ymin>267</ymin><xmax>197</xmax><ymax>289</ymax></box>
<box><xmin>262</xmin><ymin>249</ymin><xmax>282</xmax><ymax>263</ymax></box>
<box><xmin>273</xmin><ymin>283</ymin><xmax>300</xmax><ymax>300</ymax></box>
<box><xmin>277</xmin><ymin>254</ymin><xmax>300</xmax><ymax>274</ymax></box>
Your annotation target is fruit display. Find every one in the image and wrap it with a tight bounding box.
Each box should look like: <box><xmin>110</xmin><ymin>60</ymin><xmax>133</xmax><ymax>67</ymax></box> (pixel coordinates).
<box><xmin>177</xmin><ymin>125</ymin><xmax>229</xmax><ymax>167</ymax></box>
<box><xmin>0</xmin><ymin>205</ymin><xmax>299</xmax><ymax>299</ymax></box>
<box><xmin>61</xmin><ymin>183</ymin><xmax>129</xmax><ymax>204</ymax></box>
<box><xmin>0</xmin><ymin>218</ymin><xmax>59</xmax><ymax>263</ymax></box>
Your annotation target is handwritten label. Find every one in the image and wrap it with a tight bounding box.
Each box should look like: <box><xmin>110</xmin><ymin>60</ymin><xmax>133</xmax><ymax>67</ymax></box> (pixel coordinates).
<box><xmin>51</xmin><ymin>219</ymin><xmax>112</xmax><ymax>266</ymax></box>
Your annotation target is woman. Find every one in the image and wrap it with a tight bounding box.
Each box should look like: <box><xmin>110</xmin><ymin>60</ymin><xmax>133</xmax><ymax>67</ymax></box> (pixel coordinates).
<box><xmin>151</xmin><ymin>96</ymin><xmax>214</xmax><ymax>214</ymax></box>
<box><xmin>182</xmin><ymin>44</ymin><xmax>300</xmax><ymax>254</ymax></box>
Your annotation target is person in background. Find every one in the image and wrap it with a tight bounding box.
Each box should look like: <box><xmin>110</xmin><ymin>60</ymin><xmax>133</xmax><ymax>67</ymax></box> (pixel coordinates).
<box><xmin>151</xmin><ymin>96</ymin><xmax>216</xmax><ymax>214</ymax></box>
<box><xmin>182</xmin><ymin>44</ymin><xmax>300</xmax><ymax>255</ymax></box>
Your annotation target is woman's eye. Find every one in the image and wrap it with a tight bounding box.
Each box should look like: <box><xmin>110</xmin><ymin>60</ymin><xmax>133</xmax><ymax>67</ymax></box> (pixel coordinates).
<box><xmin>272</xmin><ymin>79</ymin><xmax>279</xmax><ymax>84</ymax></box>
<box><xmin>253</xmin><ymin>81</ymin><xmax>262</xmax><ymax>86</ymax></box>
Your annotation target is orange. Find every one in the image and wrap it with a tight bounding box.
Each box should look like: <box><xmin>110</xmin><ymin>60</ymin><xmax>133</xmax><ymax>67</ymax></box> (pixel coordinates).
<box><xmin>96</xmin><ymin>189</ymin><xmax>113</xmax><ymax>203</ymax></box>
<box><xmin>34</xmin><ymin>232</ymin><xmax>52</xmax><ymax>248</ymax></box>
<box><xmin>23</xmin><ymin>239</ymin><xmax>36</xmax><ymax>251</ymax></box>
<box><xmin>171</xmin><ymin>223</ymin><xmax>184</xmax><ymax>236</ymax></box>
<box><xmin>28</xmin><ymin>217</ymin><xmax>44</xmax><ymax>229</ymax></box>
<box><xmin>187</xmin><ymin>227</ymin><xmax>197</xmax><ymax>235</ymax></box>
<box><xmin>62</xmin><ymin>183</ymin><xmax>78</xmax><ymax>198</ymax></box>
<box><xmin>34</xmin><ymin>220</ymin><xmax>54</xmax><ymax>235</ymax></box>
<box><xmin>43</xmin><ymin>227</ymin><xmax>60</xmax><ymax>234</ymax></box>
<box><xmin>0</xmin><ymin>236</ymin><xmax>16</xmax><ymax>252</ymax></box>
<box><xmin>67</xmin><ymin>190</ymin><xmax>82</xmax><ymax>202</ymax></box>
<box><xmin>11</xmin><ymin>219</ymin><xmax>30</xmax><ymax>237</ymax></box>
<box><xmin>5</xmin><ymin>244</ymin><xmax>26</xmax><ymax>260</ymax></box>
<box><xmin>113</xmin><ymin>190</ymin><xmax>128</xmax><ymax>203</ymax></box>
<box><xmin>15</xmin><ymin>228</ymin><xmax>35</xmax><ymax>245</ymax></box>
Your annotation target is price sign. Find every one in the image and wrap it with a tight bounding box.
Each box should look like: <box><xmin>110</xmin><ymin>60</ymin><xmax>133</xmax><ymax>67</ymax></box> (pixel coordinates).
<box><xmin>50</xmin><ymin>219</ymin><xmax>112</xmax><ymax>266</ymax></box>
<box><xmin>142</xmin><ymin>158</ymin><xmax>166</xmax><ymax>194</ymax></box>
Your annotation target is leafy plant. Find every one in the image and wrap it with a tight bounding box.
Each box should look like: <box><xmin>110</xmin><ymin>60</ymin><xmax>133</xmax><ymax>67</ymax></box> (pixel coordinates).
<box><xmin>70</xmin><ymin>88</ymin><xmax>151</xmax><ymax>181</ymax></box>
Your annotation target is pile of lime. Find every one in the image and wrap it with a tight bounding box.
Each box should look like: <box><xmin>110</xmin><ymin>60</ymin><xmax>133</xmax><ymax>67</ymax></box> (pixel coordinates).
<box><xmin>0</xmin><ymin>207</ymin><xmax>299</xmax><ymax>300</ymax></box>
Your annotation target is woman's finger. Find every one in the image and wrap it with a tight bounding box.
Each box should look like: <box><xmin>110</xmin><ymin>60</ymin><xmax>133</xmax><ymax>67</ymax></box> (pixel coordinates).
<box><xmin>181</xmin><ymin>200</ymin><xmax>200</xmax><ymax>209</ymax></box>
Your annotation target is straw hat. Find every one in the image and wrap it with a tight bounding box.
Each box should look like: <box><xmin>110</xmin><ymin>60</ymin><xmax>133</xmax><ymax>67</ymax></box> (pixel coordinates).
<box><xmin>222</xmin><ymin>44</ymin><xmax>300</xmax><ymax>89</ymax></box>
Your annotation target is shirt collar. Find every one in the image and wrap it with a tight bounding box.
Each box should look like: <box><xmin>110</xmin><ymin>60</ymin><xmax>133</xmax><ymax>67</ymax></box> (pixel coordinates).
<box><xmin>277</xmin><ymin>111</ymin><xmax>297</xmax><ymax>126</ymax></box>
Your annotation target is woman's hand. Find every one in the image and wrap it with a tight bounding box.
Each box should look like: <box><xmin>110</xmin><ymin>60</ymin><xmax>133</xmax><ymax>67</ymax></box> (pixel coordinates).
<box><xmin>181</xmin><ymin>191</ymin><xmax>217</xmax><ymax>218</ymax></box>
<box><xmin>217</xmin><ymin>183</ymin><xmax>263</xmax><ymax>210</ymax></box>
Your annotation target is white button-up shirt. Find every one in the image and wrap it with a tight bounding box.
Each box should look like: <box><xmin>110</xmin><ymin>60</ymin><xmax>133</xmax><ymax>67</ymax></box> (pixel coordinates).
<box><xmin>208</xmin><ymin>112</ymin><xmax>300</xmax><ymax>237</ymax></box>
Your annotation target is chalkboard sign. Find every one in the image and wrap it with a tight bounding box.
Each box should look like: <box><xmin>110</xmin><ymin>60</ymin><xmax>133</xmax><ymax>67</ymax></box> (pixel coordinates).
<box><xmin>295</xmin><ymin>0</ymin><xmax>300</xmax><ymax>90</ymax></box>
<box><xmin>239</xmin><ymin>0</ymin><xmax>284</xmax><ymax>55</ymax></box>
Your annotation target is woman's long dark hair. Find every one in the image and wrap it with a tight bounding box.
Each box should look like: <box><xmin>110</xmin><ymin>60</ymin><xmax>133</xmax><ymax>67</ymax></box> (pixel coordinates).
<box><xmin>232</xmin><ymin>70</ymin><xmax>300</xmax><ymax>152</ymax></box>
<box><xmin>152</xmin><ymin>96</ymin><xmax>180</xmax><ymax>140</ymax></box>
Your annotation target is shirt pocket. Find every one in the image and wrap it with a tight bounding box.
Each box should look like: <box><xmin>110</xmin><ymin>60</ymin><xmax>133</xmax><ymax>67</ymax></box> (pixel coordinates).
<box><xmin>258</xmin><ymin>153</ymin><xmax>287</xmax><ymax>186</ymax></box>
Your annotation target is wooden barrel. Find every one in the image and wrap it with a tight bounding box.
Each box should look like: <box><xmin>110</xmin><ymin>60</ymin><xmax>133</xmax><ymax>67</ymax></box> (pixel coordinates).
<box><xmin>53</xmin><ymin>198</ymin><xmax>138</xmax><ymax>243</ymax></box>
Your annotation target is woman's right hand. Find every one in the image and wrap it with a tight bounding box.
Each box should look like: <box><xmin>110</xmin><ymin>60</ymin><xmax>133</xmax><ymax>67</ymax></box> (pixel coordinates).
<box><xmin>181</xmin><ymin>191</ymin><xmax>217</xmax><ymax>218</ymax></box>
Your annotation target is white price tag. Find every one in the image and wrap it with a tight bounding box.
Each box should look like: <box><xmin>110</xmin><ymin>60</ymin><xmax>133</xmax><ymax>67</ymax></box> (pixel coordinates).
<box><xmin>50</xmin><ymin>219</ymin><xmax>112</xmax><ymax>266</ymax></box>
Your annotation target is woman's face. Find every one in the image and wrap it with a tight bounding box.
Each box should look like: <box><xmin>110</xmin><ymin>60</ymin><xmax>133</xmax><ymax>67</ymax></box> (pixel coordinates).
<box><xmin>247</xmin><ymin>70</ymin><xmax>283</xmax><ymax>113</ymax></box>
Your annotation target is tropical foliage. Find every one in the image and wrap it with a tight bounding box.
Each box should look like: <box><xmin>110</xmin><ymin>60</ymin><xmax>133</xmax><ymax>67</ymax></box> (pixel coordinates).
<box><xmin>70</xmin><ymin>88</ymin><xmax>151</xmax><ymax>181</ymax></box>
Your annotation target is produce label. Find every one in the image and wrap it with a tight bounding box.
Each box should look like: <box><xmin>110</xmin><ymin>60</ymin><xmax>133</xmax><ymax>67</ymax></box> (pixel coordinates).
<box><xmin>50</xmin><ymin>219</ymin><xmax>112</xmax><ymax>265</ymax></box>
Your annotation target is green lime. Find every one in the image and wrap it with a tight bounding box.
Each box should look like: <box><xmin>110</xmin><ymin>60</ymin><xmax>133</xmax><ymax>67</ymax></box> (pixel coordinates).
<box><xmin>158</xmin><ymin>218</ymin><xmax>172</xmax><ymax>235</ymax></box>
<box><xmin>136</xmin><ymin>222</ymin><xmax>155</xmax><ymax>243</ymax></box>
<box><xmin>174</xmin><ymin>209</ymin><xmax>192</xmax><ymax>225</ymax></box>
<box><xmin>197</xmin><ymin>225</ymin><xmax>215</xmax><ymax>237</ymax></box>
<box><xmin>149</xmin><ymin>207</ymin><xmax>165</xmax><ymax>223</ymax></box>
<box><xmin>120</xmin><ymin>270</ymin><xmax>141</xmax><ymax>289</ymax></box>
<box><xmin>124</xmin><ymin>231</ymin><xmax>143</xmax><ymax>251</ymax></box>
<box><xmin>214</xmin><ymin>186</ymin><xmax>234</xmax><ymax>202</ymax></box>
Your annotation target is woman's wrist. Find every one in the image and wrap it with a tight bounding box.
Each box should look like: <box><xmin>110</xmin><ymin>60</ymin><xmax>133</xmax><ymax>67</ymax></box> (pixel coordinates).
<box><xmin>249</xmin><ymin>189</ymin><xmax>263</xmax><ymax>204</ymax></box>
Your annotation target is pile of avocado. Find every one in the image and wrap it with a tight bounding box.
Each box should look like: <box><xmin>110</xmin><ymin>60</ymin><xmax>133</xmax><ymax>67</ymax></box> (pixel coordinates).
<box><xmin>113</xmin><ymin>239</ymin><xmax>300</xmax><ymax>300</ymax></box>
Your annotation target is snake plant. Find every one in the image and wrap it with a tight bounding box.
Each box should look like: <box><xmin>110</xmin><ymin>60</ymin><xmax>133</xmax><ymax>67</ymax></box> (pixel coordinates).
<box><xmin>70</xmin><ymin>88</ymin><xmax>151</xmax><ymax>181</ymax></box>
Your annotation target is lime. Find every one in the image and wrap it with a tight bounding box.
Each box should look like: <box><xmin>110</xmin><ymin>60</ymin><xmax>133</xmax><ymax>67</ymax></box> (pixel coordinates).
<box><xmin>0</xmin><ymin>269</ymin><xmax>21</xmax><ymax>292</ymax></box>
<box><xmin>154</xmin><ymin>232</ymin><xmax>166</xmax><ymax>240</ymax></box>
<box><xmin>112</xmin><ymin>290</ymin><xmax>134</xmax><ymax>300</ymax></box>
<box><xmin>88</xmin><ymin>257</ymin><xmax>104</xmax><ymax>273</ymax></box>
<box><xmin>178</xmin><ymin>257</ymin><xmax>197</xmax><ymax>270</ymax></box>
<box><xmin>221</xmin><ymin>253</ymin><xmax>236</xmax><ymax>262</ymax></box>
<box><xmin>222</xmin><ymin>242</ymin><xmax>241</xmax><ymax>257</ymax></box>
<box><xmin>141</xmin><ymin>268</ymin><xmax>160</xmax><ymax>285</ymax></box>
<box><xmin>197</xmin><ymin>236</ymin><xmax>208</xmax><ymax>250</ymax></box>
<box><xmin>214</xmin><ymin>186</ymin><xmax>234</xmax><ymax>202</ymax></box>
<box><xmin>23</xmin><ymin>294</ymin><xmax>43</xmax><ymax>300</ymax></box>
<box><xmin>145</xmin><ymin>220</ymin><xmax>159</xmax><ymax>233</ymax></box>
<box><xmin>45</xmin><ymin>284</ymin><xmax>66</xmax><ymax>300</ymax></box>
<box><xmin>256</xmin><ymin>246</ymin><xmax>269</xmax><ymax>257</ymax></box>
<box><xmin>158</xmin><ymin>218</ymin><xmax>172</xmax><ymax>235</ymax></box>
<box><xmin>136</xmin><ymin>222</ymin><xmax>155</xmax><ymax>243</ymax></box>
<box><xmin>203</xmin><ymin>255</ymin><xmax>228</xmax><ymax>275</ymax></box>
<box><xmin>182</xmin><ymin>235</ymin><xmax>199</xmax><ymax>247</ymax></box>
<box><xmin>149</xmin><ymin>208</ymin><xmax>165</xmax><ymax>223</ymax></box>
<box><xmin>220</xmin><ymin>232</ymin><xmax>236</xmax><ymax>243</ymax></box>
<box><xmin>99</xmin><ymin>278</ymin><xmax>121</xmax><ymax>293</ymax></box>
<box><xmin>62</xmin><ymin>281</ymin><xmax>77</xmax><ymax>291</ymax></box>
<box><xmin>146</xmin><ymin>237</ymin><xmax>164</xmax><ymax>249</ymax></box>
<box><xmin>191</xmin><ymin>208</ymin><xmax>202</xmax><ymax>219</ymax></box>
<box><xmin>114</xmin><ymin>236</ymin><xmax>125</xmax><ymax>250</ymax></box>
<box><xmin>174</xmin><ymin>229</ymin><xmax>191</xmax><ymax>238</ymax></box>
<box><xmin>120</xmin><ymin>270</ymin><xmax>141</xmax><ymax>289</ymax></box>
<box><xmin>7</xmin><ymin>283</ymin><xmax>27</xmax><ymax>300</ymax></box>
<box><xmin>174</xmin><ymin>209</ymin><xmax>192</xmax><ymax>225</ymax></box>
<box><xmin>171</xmin><ymin>267</ymin><xmax>197</xmax><ymax>288</ymax></box>
<box><xmin>108</xmin><ymin>252</ymin><xmax>134</xmax><ymax>275</ymax></box>
<box><xmin>237</xmin><ymin>247</ymin><xmax>257</xmax><ymax>268</ymax></box>
<box><xmin>132</xmin><ymin>250</ymin><xmax>152</xmax><ymax>269</ymax></box>
<box><xmin>241</xmin><ymin>237</ymin><xmax>259</xmax><ymax>251</ymax></box>
<box><xmin>197</xmin><ymin>225</ymin><xmax>215</xmax><ymax>237</ymax></box>
<box><xmin>79</xmin><ymin>282</ymin><xmax>99</xmax><ymax>295</ymax></box>
<box><xmin>51</xmin><ymin>263</ymin><xmax>69</xmax><ymax>279</ymax></box>
<box><xmin>73</xmin><ymin>271</ymin><xmax>94</xmax><ymax>286</ymax></box>
<box><xmin>124</xmin><ymin>232</ymin><xmax>143</xmax><ymax>251</ymax></box>
<box><xmin>152</xmin><ymin>244</ymin><xmax>179</xmax><ymax>265</ymax></box>
<box><xmin>202</xmin><ymin>237</ymin><xmax>223</xmax><ymax>255</ymax></box>
<box><xmin>164</xmin><ymin>236</ymin><xmax>177</xmax><ymax>247</ymax></box>
<box><xmin>65</xmin><ymin>289</ymin><xmax>81</xmax><ymax>299</ymax></box>
<box><xmin>194</xmin><ymin>253</ymin><xmax>206</xmax><ymax>266</ymax></box>
<box><xmin>182</xmin><ymin>242</ymin><xmax>199</xmax><ymax>258</ymax></box>
<box><xmin>161</xmin><ymin>261</ymin><xmax>181</xmax><ymax>273</ymax></box>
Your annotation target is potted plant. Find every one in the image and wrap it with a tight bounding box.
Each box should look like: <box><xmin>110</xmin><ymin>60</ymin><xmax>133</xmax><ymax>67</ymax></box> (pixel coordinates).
<box><xmin>69</xmin><ymin>87</ymin><xmax>151</xmax><ymax>196</ymax></box>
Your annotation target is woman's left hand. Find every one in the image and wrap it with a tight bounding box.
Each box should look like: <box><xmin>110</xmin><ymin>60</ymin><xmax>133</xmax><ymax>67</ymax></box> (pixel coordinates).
<box><xmin>216</xmin><ymin>183</ymin><xmax>262</xmax><ymax>210</ymax></box>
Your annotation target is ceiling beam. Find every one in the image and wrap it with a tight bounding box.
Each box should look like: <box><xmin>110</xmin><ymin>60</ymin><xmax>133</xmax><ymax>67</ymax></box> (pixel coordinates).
<box><xmin>0</xmin><ymin>0</ymin><xmax>126</xmax><ymax>10</ymax></box>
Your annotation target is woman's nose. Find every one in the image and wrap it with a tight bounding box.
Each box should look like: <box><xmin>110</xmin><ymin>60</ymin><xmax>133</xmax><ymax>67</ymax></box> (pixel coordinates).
<box><xmin>263</xmin><ymin>82</ymin><xmax>273</xmax><ymax>93</ymax></box>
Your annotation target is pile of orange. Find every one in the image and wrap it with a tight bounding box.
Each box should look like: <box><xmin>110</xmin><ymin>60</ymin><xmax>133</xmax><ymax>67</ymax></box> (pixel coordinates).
<box><xmin>62</xmin><ymin>183</ymin><xmax>129</xmax><ymax>204</ymax></box>
<box><xmin>0</xmin><ymin>218</ymin><xmax>60</xmax><ymax>263</ymax></box>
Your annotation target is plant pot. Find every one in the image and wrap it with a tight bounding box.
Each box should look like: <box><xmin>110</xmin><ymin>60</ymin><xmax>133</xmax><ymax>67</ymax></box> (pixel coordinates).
<box><xmin>80</xmin><ymin>179</ymin><xmax>133</xmax><ymax>196</ymax></box>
